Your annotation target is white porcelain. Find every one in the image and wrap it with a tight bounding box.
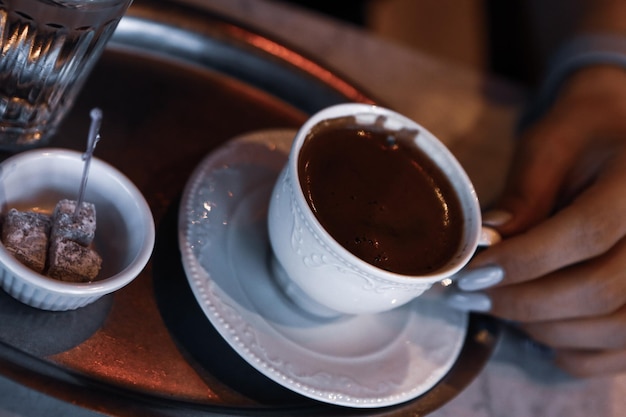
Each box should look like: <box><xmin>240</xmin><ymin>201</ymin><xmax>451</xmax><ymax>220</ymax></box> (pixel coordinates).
<box><xmin>178</xmin><ymin>129</ymin><xmax>468</xmax><ymax>408</ymax></box>
<box><xmin>268</xmin><ymin>103</ymin><xmax>498</xmax><ymax>316</ymax></box>
<box><xmin>0</xmin><ymin>148</ymin><xmax>155</xmax><ymax>311</ymax></box>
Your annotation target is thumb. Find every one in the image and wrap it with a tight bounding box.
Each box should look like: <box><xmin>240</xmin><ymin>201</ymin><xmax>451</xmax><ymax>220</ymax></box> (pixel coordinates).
<box><xmin>495</xmin><ymin>110</ymin><xmax>590</xmax><ymax>236</ymax></box>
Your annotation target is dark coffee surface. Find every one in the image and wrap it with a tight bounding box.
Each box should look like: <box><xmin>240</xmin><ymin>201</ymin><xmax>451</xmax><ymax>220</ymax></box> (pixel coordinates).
<box><xmin>298</xmin><ymin>116</ymin><xmax>464</xmax><ymax>275</ymax></box>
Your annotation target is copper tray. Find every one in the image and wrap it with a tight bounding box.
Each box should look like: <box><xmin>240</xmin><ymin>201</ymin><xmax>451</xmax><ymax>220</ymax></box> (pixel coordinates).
<box><xmin>0</xmin><ymin>0</ymin><xmax>501</xmax><ymax>415</ymax></box>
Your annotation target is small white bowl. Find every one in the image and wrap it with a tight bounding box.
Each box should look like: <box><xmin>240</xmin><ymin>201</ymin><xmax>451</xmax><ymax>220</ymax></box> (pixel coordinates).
<box><xmin>0</xmin><ymin>148</ymin><xmax>155</xmax><ymax>311</ymax></box>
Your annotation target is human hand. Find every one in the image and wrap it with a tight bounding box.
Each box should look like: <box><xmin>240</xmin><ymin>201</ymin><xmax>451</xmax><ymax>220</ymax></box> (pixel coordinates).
<box><xmin>446</xmin><ymin>65</ymin><xmax>626</xmax><ymax>377</ymax></box>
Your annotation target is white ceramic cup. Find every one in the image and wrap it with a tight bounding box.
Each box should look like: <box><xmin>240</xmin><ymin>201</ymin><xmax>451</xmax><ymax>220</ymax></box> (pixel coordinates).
<box><xmin>268</xmin><ymin>103</ymin><xmax>498</xmax><ymax>317</ymax></box>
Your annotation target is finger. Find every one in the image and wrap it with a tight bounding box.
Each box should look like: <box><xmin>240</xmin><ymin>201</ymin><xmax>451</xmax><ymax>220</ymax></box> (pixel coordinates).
<box><xmin>522</xmin><ymin>305</ymin><xmax>626</xmax><ymax>350</ymax></box>
<box><xmin>554</xmin><ymin>348</ymin><xmax>626</xmax><ymax>378</ymax></box>
<box><xmin>496</xmin><ymin>106</ymin><xmax>594</xmax><ymax>236</ymax></box>
<box><xmin>473</xmin><ymin>169</ymin><xmax>626</xmax><ymax>286</ymax></box>
<box><xmin>487</xmin><ymin>236</ymin><xmax>626</xmax><ymax>321</ymax></box>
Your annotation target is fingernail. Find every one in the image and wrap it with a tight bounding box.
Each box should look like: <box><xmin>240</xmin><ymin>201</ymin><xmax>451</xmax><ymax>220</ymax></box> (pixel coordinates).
<box><xmin>456</xmin><ymin>265</ymin><xmax>504</xmax><ymax>291</ymax></box>
<box><xmin>445</xmin><ymin>292</ymin><xmax>492</xmax><ymax>312</ymax></box>
<box><xmin>479</xmin><ymin>227</ymin><xmax>501</xmax><ymax>246</ymax></box>
<box><xmin>482</xmin><ymin>209</ymin><xmax>512</xmax><ymax>227</ymax></box>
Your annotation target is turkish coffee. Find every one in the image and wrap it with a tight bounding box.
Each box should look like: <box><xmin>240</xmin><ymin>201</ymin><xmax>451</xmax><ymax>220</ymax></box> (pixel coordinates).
<box><xmin>298</xmin><ymin>115</ymin><xmax>464</xmax><ymax>275</ymax></box>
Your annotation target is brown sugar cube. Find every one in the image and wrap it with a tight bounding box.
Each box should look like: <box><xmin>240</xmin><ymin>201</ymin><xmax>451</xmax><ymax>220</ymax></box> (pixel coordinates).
<box><xmin>50</xmin><ymin>199</ymin><xmax>96</xmax><ymax>246</ymax></box>
<box><xmin>47</xmin><ymin>238</ymin><xmax>102</xmax><ymax>282</ymax></box>
<box><xmin>1</xmin><ymin>209</ymin><xmax>51</xmax><ymax>273</ymax></box>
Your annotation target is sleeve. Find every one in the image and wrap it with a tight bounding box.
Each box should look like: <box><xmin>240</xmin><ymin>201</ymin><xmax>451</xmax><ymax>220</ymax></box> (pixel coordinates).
<box><xmin>520</xmin><ymin>34</ymin><xmax>626</xmax><ymax>130</ymax></box>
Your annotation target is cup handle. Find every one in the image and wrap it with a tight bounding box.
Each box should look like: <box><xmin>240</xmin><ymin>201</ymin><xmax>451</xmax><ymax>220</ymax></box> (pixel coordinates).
<box><xmin>477</xmin><ymin>226</ymin><xmax>501</xmax><ymax>247</ymax></box>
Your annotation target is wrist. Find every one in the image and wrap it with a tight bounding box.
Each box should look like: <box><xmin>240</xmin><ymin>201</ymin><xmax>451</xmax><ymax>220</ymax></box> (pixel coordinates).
<box><xmin>521</xmin><ymin>34</ymin><xmax>626</xmax><ymax>129</ymax></box>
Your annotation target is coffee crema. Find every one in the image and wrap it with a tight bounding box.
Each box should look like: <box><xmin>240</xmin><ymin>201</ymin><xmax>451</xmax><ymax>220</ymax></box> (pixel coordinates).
<box><xmin>298</xmin><ymin>116</ymin><xmax>464</xmax><ymax>276</ymax></box>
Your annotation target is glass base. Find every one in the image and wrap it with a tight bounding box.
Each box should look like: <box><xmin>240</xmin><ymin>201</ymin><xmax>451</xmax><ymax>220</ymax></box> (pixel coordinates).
<box><xmin>0</xmin><ymin>126</ymin><xmax>52</xmax><ymax>152</ymax></box>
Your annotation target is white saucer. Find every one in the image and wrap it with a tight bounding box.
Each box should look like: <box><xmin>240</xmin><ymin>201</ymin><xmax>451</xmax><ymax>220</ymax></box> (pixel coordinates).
<box><xmin>178</xmin><ymin>129</ymin><xmax>468</xmax><ymax>408</ymax></box>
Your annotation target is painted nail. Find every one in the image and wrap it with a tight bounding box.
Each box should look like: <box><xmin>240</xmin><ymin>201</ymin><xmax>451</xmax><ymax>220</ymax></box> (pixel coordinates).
<box><xmin>457</xmin><ymin>265</ymin><xmax>504</xmax><ymax>291</ymax></box>
<box><xmin>478</xmin><ymin>227</ymin><xmax>501</xmax><ymax>246</ymax></box>
<box><xmin>445</xmin><ymin>292</ymin><xmax>492</xmax><ymax>312</ymax></box>
<box><xmin>482</xmin><ymin>209</ymin><xmax>512</xmax><ymax>227</ymax></box>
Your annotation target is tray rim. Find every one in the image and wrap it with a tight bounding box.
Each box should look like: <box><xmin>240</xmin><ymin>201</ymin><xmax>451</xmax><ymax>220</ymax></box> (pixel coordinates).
<box><xmin>108</xmin><ymin>0</ymin><xmax>379</xmax><ymax>113</ymax></box>
<box><xmin>0</xmin><ymin>0</ymin><xmax>501</xmax><ymax>415</ymax></box>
